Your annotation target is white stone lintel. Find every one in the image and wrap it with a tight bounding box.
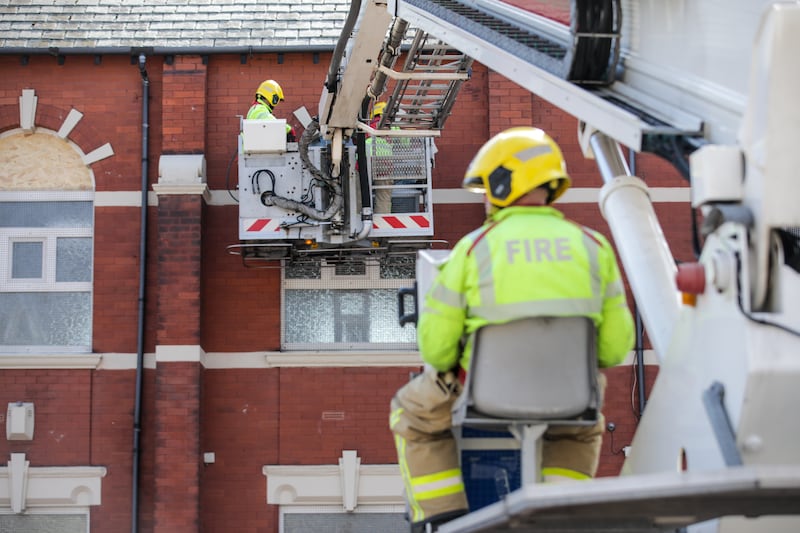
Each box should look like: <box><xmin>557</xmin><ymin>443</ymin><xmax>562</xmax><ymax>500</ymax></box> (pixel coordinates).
<box><xmin>264</xmin><ymin>450</ymin><xmax>403</xmax><ymax>509</ymax></box>
<box><xmin>0</xmin><ymin>453</ymin><xmax>107</xmax><ymax>512</ymax></box>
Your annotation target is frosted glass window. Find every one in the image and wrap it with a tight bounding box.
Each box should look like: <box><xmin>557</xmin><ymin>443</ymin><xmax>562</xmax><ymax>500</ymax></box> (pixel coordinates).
<box><xmin>0</xmin><ymin>514</ymin><xmax>87</xmax><ymax>533</ymax></box>
<box><xmin>0</xmin><ymin>292</ymin><xmax>92</xmax><ymax>346</ymax></box>
<box><xmin>284</xmin><ymin>289</ymin><xmax>416</xmax><ymax>348</ymax></box>
<box><xmin>56</xmin><ymin>237</ymin><xmax>92</xmax><ymax>282</ymax></box>
<box><xmin>283</xmin><ymin>258</ymin><xmax>417</xmax><ymax>350</ymax></box>
<box><xmin>0</xmin><ymin>201</ymin><xmax>92</xmax><ymax>228</ymax></box>
<box><xmin>284</xmin><ymin>513</ymin><xmax>405</xmax><ymax>532</ymax></box>
<box><xmin>0</xmin><ymin>196</ymin><xmax>94</xmax><ymax>353</ymax></box>
<box><xmin>12</xmin><ymin>241</ymin><xmax>43</xmax><ymax>279</ymax></box>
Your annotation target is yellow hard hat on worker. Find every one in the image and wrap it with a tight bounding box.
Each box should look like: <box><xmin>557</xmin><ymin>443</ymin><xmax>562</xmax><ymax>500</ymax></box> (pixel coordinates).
<box><xmin>371</xmin><ymin>101</ymin><xmax>387</xmax><ymax>119</ymax></box>
<box><xmin>255</xmin><ymin>79</ymin><xmax>285</xmax><ymax>108</ymax></box>
<box><xmin>462</xmin><ymin>127</ymin><xmax>570</xmax><ymax>207</ymax></box>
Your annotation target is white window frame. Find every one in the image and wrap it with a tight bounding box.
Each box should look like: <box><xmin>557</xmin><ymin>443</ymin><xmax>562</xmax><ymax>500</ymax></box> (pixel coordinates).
<box><xmin>2</xmin><ymin>229</ymin><xmax>92</xmax><ymax>292</ymax></box>
<box><xmin>0</xmin><ymin>191</ymin><xmax>94</xmax><ymax>354</ymax></box>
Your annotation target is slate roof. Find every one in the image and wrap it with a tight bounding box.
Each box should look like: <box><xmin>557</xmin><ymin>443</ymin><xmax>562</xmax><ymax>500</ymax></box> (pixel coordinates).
<box><xmin>0</xmin><ymin>0</ymin><xmax>352</xmax><ymax>52</ymax></box>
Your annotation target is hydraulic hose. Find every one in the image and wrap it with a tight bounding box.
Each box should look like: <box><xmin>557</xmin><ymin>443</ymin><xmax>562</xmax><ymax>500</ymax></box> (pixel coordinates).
<box><xmin>266</xmin><ymin>120</ymin><xmax>343</xmax><ymax>221</ymax></box>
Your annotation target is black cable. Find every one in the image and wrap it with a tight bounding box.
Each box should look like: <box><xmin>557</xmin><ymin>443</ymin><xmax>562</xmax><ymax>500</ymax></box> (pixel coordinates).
<box><xmin>224</xmin><ymin>146</ymin><xmax>239</xmax><ymax>203</ymax></box>
<box><xmin>668</xmin><ymin>135</ymin><xmax>704</xmax><ymax>259</ymax></box>
<box><xmin>252</xmin><ymin>169</ymin><xmax>276</xmax><ymax>197</ymax></box>
<box><xmin>607</xmin><ymin>427</ymin><xmax>627</xmax><ymax>455</ymax></box>
<box><xmin>735</xmin><ymin>251</ymin><xmax>800</xmax><ymax>337</ymax></box>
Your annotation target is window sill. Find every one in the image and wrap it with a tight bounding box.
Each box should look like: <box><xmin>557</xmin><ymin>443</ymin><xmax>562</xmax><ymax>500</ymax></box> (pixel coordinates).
<box><xmin>0</xmin><ymin>354</ymin><xmax>101</xmax><ymax>369</ymax></box>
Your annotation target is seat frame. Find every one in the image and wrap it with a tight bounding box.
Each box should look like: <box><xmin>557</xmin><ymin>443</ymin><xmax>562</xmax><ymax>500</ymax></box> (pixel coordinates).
<box><xmin>451</xmin><ymin>316</ymin><xmax>600</xmax><ymax>486</ymax></box>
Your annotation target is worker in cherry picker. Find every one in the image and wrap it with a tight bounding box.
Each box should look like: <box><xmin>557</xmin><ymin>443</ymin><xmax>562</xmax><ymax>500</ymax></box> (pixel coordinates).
<box><xmin>389</xmin><ymin>127</ymin><xmax>635</xmax><ymax>532</ymax></box>
<box><xmin>247</xmin><ymin>79</ymin><xmax>295</xmax><ymax>140</ymax></box>
<box><xmin>366</xmin><ymin>101</ymin><xmax>394</xmax><ymax>213</ymax></box>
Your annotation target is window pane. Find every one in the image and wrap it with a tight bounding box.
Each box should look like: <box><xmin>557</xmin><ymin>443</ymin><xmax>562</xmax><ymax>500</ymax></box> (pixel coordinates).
<box><xmin>285</xmin><ymin>289</ymin><xmax>335</xmax><ymax>343</ymax></box>
<box><xmin>0</xmin><ymin>201</ymin><xmax>93</xmax><ymax>228</ymax></box>
<box><xmin>0</xmin><ymin>292</ymin><xmax>91</xmax><ymax>347</ymax></box>
<box><xmin>285</xmin><ymin>261</ymin><xmax>321</xmax><ymax>279</ymax></box>
<box><xmin>380</xmin><ymin>256</ymin><xmax>415</xmax><ymax>279</ymax></box>
<box><xmin>11</xmin><ymin>241</ymin><xmax>43</xmax><ymax>279</ymax></box>
<box><xmin>284</xmin><ymin>513</ymin><xmax>406</xmax><ymax>533</ymax></box>
<box><xmin>56</xmin><ymin>237</ymin><xmax>92</xmax><ymax>282</ymax></box>
<box><xmin>285</xmin><ymin>289</ymin><xmax>416</xmax><ymax>347</ymax></box>
<box><xmin>0</xmin><ymin>514</ymin><xmax>88</xmax><ymax>533</ymax></box>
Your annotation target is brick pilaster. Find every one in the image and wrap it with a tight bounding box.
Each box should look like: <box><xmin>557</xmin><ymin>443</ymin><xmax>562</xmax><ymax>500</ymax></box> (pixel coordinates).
<box><xmin>149</xmin><ymin>52</ymin><xmax>209</xmax><ymax>533</ymax></box>
<box><xmin>161</xmin><ymin>55</ymin><xmax>207</xmax><ymax>154</ymax></box>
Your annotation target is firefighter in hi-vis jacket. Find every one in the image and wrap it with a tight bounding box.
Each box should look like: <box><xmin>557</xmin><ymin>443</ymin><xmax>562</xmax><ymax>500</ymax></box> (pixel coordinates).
<box><xmin>390</xmin><ymin>127</ymin><xmax>635</xmax><ymax>533</ymax></box>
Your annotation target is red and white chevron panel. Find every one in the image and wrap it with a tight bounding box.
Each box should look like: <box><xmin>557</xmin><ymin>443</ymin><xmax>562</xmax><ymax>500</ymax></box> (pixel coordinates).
<box><xmin>243</xmin><ymin>218</ymin><xmax>283</xmax><ymax>233</ymax></box>
<box><xmin>372</xmin><ymin>214</ymin><xmax>431</xmax><ymax>230</ymax></box>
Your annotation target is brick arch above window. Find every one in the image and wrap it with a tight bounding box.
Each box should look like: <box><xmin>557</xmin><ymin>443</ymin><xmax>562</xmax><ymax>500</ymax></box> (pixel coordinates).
<box><xmin>0</xmin><ymin>89</ymin><xmax>113</xmax><ymax>190</ymax></box>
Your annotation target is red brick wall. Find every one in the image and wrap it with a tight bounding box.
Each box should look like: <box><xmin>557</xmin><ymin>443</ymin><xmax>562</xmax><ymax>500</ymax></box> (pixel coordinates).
<box><xmin>598</xmin><ymin>365</ymin><xmax>660</xmax><ymax>477</ymax></box>
<box><xmin>0</xmin><ymin>370</ymin><xmax>92</xmax><ymax>464</ymax></box>
<box><xmin>201</xmin><ymin>206</ymin><xmax>283</xmax><ymax>352</ymax></box>
<box><xmin>161</xmin><ymin>55</ymin><xmax>207</xmax><ymax>155</ymax></box>
<box><xmin>200</xmin><ymin>368</ymin><xmax>280</xmax><ymax>532</ymax></box>
<box><xmin>152</xmin><ymin>362</ymin><xmax>202</xmax><ymax>532</ymax></box>
<box><xmin>156</xmin><ymin>194</ymin><xmax>204</xmax><ymax>345</ymax></box>
<box><xmin>89</xmin><ymin>369</ymin><xmax>137</xmax><ymax>532</ymax></box>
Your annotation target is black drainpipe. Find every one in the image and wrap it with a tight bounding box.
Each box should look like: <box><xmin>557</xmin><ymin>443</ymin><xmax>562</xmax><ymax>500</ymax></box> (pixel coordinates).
<box><xmin>132</xmin><ymin>53</ymin><xmax>149</xmax><ymax>533</ymax></box>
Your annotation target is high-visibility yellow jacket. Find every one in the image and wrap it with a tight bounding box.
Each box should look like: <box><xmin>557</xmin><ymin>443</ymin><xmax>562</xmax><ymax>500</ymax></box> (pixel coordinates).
<box><xmin>418</xmin><ymin>205</ymin><xmax>635</xmax><ymax>372</ymax></box>
<box><xmin>246</xmin><ymin>103</ymin><xmax>292</xmax><ymax>134</ymax></box>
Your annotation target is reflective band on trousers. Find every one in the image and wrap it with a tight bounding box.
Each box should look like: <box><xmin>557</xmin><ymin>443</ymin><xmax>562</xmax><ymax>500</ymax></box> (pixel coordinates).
<box><xmin>389</xmin><ymin>407</ymin><xmax>404</xmax><ymax>430</ymax></box>
<box><xmin>541</xmin><ymin>466</ymin><xmax>591</xmax><ymax>481</ymax></box>
<box><xmin>394</xmin><ymin>434</ymin><xmax>424</xmax><ymax>521</ymax></box>
<box><xmin>410</xmin><ymin>468</ymin><xmax>465</xmax><ymax>501</ymax></box>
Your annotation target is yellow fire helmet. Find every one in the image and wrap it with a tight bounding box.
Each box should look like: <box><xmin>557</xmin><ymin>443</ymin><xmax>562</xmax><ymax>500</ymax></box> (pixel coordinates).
<box><xmin>462</xmin><ymin>127</ymin><xmax>571</xmax><ymax>207</ymax></box>
<box><xmin>371</xmin><ymin>101</ymin><xmax>387</xmax><ymax>119</ymax></box>
<box><xmin>255</xmin><ymin>79</ymin><xmax>285</xmax><ymax>108</ymax></box>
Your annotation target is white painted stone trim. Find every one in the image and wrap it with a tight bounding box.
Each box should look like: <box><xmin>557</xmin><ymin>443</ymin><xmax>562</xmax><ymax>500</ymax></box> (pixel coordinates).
<box><xmin>57</xmin><ymin>109</ymin><xmax>84</xmax><ymax>139</ymax></box>
<box><xmin>0</xmin><ymin>453</ymin><xmax>106</xmax><ymax>513</ymax></box>
<box><xmin>263</xmin><ymin>450</ymin><xmax>404</xmax><ymax>508</ymax></box>
<box><xmin>0</xmin><ymin>355</ymin><xmax>101</xmax><ymax>369</ymax></box>
<box><xmin>157</xmin><ymin>154</ymin><xmax>207</xmax><ymax>185</ymax></box>
<box><xmin>19</xmin><ymin>89</ymin><xmax>37</xmax><ymax>133</ymax></box>
<box><xmin>155</xmin><ymin>344</ymin><xmax>204</xmax><ymax>363</ymax></box>
<box><xmin>82</xmin><ymin>143</ymin><xmax>114</xmax><ymax>166</ymax></box>
<box><xmin>432</xmin><ymin>187</ymin><xmax>691</xmax><ymax>204</ymax></box>
<box><xmin>0</xmin><ymin>349</ymin><xmax>659</xmax><ymax>370</ymax></box>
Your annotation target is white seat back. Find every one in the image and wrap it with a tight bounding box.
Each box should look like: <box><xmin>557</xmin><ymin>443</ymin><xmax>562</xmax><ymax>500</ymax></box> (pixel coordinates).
<box><xmin>453</xmin><ymin>316</ymin><xmax>599</xmax><ymax>428</ymax></box>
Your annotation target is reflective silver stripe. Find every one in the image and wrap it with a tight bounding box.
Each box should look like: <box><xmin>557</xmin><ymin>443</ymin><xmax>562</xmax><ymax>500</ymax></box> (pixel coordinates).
<box><xmin>471</xmin><ymin>298</ymin><xmax>602</xmax><ymax>321</ymax></box>
<box><xmin>605</xmin><ymin>278</ymin><xmax>624</xmax><ymax>299</ymax></box>
<box><xmin>580</xmin><ymin>231</ymin><xmax>601</xmax><ymax>299</ymax></box>
<box><xmin>472</xmin><ymin>235</ymin><xmax>495</xmax><ymax>306</ymax></box>
<box><xmin>516</xmin><ymin>144</ymin><xmax>553</xmax><ymax>161</ymax></box>
<box><xmin>428</xmin><ymin>283</ymin><xmax>465</xmax><ymax>308</ymax></box>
